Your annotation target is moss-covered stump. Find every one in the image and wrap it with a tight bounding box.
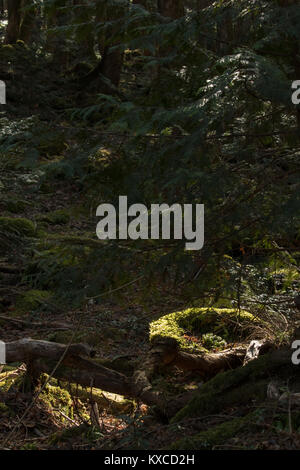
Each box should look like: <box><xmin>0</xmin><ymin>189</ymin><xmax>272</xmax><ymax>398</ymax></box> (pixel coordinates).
<box><xmin>171</xmin><ymin>411</ymin><xmax>260</xmax><ymax>450</ymax></box>
<box><xmin>171</xmin><ymin>348</ymin><xmax>295</xmax><ymax>423</ymax></box>
<box><xmin>150</xmin><ymin>307</ymin><xmax>254</xmax><ymax>353</ymax></box>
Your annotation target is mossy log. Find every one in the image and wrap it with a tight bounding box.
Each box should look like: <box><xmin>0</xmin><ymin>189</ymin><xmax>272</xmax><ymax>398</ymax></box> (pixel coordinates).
<box><xmin>3</xmin><ymin>338</ymin><xmax>133</xmax><ymax>397</ymax></box>
<box><xmin>172</xmin><ymin>348</ymin><xmax>296</xmax><ymax>423</ymax></box>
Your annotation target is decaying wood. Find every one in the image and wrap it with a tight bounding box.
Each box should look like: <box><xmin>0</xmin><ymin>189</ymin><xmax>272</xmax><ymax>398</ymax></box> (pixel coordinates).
<box><xmin>3</xmin><ymin>338</ymin><xmax>136</xmax><ymax>398</ymax></box>
<box><xmin>130</xmin><ymin>337</ymin><xmax>248</xmax><ymax>415</ymax></box>
<box><xmin>1</xmin><ymin>336</ymin><xmax>275</xmax><ymax>417</ymax></box>
<box><xmin>172</xmin><ymin>347</ymin><xmax>298</xmax><ymax>422</ymax></box>
<box><xmin>243</xmin><ymin>339</ymin><xmax>273</xmax><ymax>365</ymax></box>
<box><xmin>5</xmin><ymin>338</ymin><xmax>95</xmax><ymax>363</ymax></box>
<box><xmin>148</xmin><ymin>337</ymin><xmax>247</xmax><ymax>377</ymax></box>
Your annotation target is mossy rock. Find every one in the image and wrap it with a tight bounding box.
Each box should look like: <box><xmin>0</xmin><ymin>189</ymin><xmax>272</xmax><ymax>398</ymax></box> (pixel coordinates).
<box><xmin>15</xmin><ymin>289</ymin><xmax>52</xmax><ymax>314</ymax></box>
<box><xmin>150</xmin><ymin>307</ymin><xmax>254</xmax><ymax>353</ymax></box>
<box><xmin>0</xmin><ymin>217</ymin><xmax>36</xmax><ymax>237</ymax></box>
<box><xmin>38</xmin><ymin>209</ymin><xmax>70</xmax><ymax>225</ymax></box>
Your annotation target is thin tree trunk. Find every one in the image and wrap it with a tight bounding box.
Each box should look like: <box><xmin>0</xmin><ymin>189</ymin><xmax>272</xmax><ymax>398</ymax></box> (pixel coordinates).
<box><xmin>46</xmin><ymin>0</ymin><xmax>70</xmax><ymax>69</ymax></box>
<box><xmin>73</xmin><ymin>0</ymin><xmax>95</xmax><ymax>60</ymax></box>
<box><xmin>19</xmin><ymin>0</ymin><xmax>36</xmax><ymax>44</ymax></box>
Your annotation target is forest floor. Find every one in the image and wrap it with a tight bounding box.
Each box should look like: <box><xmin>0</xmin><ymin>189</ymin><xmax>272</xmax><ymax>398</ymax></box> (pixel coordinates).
<box><xmin>0</xmin><ymin>61</ymin><xmax>300</xmax><ymax>450</ymax></box>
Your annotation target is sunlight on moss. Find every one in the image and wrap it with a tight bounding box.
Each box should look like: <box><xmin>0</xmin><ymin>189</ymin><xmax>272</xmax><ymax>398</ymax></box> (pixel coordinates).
<box><xmin>150</xmin><ymin>308</ymin><xmax>254</xmax><ymax>352</ymax></box>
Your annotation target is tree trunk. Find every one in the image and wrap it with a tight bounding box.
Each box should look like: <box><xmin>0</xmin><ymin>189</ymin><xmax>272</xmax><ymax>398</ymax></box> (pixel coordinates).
<box><xmin>96</xmin><ymin>0</ymin><xmax>126</xmax><ymax>89</ymax></box>
<box><xmin>46</xmin><ymin>0</ymin><xmax>70</xmax><ymax>69</ymax></box>
<box><xmin>19</xmin><ymin>0</ymin><xmax>36</xmax><ymax>44</ymax></box>
<box><xmin>5</xmin><ymin>0</ymin><xmax>22</xmax><ymax>44</ymax></box>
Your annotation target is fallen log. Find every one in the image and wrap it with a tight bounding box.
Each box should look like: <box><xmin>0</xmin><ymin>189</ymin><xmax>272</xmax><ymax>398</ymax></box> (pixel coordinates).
<box><xmin>5</xmin><ymin>338</ymin><xmax>95</xmax><ymax>362</ymax></box>
<box><xmin>149</xmin><ymin>337</ymin><xmax>247</xmax><ymax>378</ymax></box>
<box><xmin>3</xmin><ymin>338</ymin><xmax>133</xmax><ymax>397</ymax></box>
<box><xmin>0</xmin><ymin>337</ymin><xmax>278</xmax><ymax>419</ymax></box>
<box><xmin>2</xmin><ymin>337</ymin><xmax>247</xmax><ymax>416</ymax></box>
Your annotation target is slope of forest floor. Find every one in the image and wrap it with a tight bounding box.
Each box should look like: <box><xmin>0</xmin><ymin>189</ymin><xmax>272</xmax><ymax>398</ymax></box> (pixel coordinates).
<box><xmin>0</xmin><ymin>162</ymin><xmax>299</xmax><ymax>450</ymax></box>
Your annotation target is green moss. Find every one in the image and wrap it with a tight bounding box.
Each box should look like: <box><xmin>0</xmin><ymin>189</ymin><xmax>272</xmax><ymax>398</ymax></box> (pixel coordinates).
<box><xmin>67</xmin><ymin>382</ymin><xmax>134</xmax><ymax>414</ymax></box>
<box><xmin>20</xmin><ymin>443</ymin><xmax>38</xmax><ymax>450</ymax></box>
<box><xmin>201</xmin><ymin>333</ymin><xmax>227</xmax><ymax>350</ymax></box>
<box><xmin>171</xmin><ymin>412</ymin><xmax>259</xmax><ymax>450</ymax></box>
<box><xmin>0</xmin><ymin>217</ymin><xmax>36</xmax><ymax>237</ymax></box>
<box><xmin>0</xmin><ymin>370</ymin><xmax>20</xmax><ymax>392</ymax></box>
<box><xmin>1</xmin><ymin>197</ymin><xmax>30</xmax><ymax>214</ymax></box>
<box><xmin>0</xmin><ymin>402</ymin><xmax>9</xmax><ymax>414</ymax></box>
<box><xmin>38</xmin><ymin>209</ymin><xmax>70</xmax><ymax>225</ymax></box>
<box><xmin>150</xmin><ymin>307</ymin><xmax>254</xmax><ymax>353</ymax></box>
<box><xmin>25</xmin><ymin>241</ymin><xmax>84</xmax><ymax>280</ymax></box>
<box><xmin>15</xmin><ymin>289</ymin><xmax>52</xmax><ymax>313</ymax></box>
<box><xmin>175</xmin><ymin>379</ymin><xmax>268</xmax><ymax>424</ymax></box>
<box><xmin>40</xmin><ymin>383</ymin><xmax>73</xmax><ymax>419</ymax></box>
